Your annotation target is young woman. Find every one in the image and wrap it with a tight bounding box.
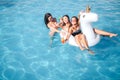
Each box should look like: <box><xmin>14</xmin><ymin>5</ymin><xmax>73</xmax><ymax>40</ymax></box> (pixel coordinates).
<box><xmin>60</xmin><ymin>15</ymin><xmax>71</xmax><ymax>43</ymax></box>
<box><xmin>44</xmin><ymin>13</ymin><xmax>60</xmax><ymax>37</ymax></box>
<box><xmin>69</xmin><ymin>16</ymin><xmax>92</xmax><ymax>51</ymax></box>
<box><xmin>44</xmin><ymin>13</ymin><xmax>63</xmax><ymax>47</ymax></box>
<box><xmin>61</xmin><ymin>15</ymin><xmax>71</xmax><ymax>32</ymax></box>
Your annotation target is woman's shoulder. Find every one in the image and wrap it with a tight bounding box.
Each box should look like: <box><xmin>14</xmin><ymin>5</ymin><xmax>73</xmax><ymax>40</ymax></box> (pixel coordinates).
<box><xmin>47</xmin><ymin>22</ymin><xmax>52</xmax><ymax>28</ymax></box>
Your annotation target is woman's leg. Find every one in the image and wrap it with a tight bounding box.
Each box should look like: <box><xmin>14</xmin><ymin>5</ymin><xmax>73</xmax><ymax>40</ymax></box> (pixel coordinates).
<box><xmin>49</xmin><ymin>31</ymin><xmax>55</xmax><ymax>37</ymax></box>
<box><xmin>94</xmin><ymin>28</ymin><xmax>117</xmax><ymax>37</ymax></box>
<box><xmin>74</xmin><ymin>36</ymin><xmax>84</xmax><ymax>50</ymax></box>
<box><xmin>80</xmin><ymin>34</ymin><xmax>89</xmax><ymax>49</ymax></box>
<box><xmin>80</xmin><ymin>34</ymin><xmax>94</xmax><ymax>54</ymax></box>
<box><xmin>49</xmin><ymin>31</ymin><xmax>56</xmax><ymax>47</ymax></box>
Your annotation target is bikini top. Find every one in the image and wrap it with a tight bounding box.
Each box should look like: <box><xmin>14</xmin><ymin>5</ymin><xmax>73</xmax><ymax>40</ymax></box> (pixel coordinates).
<box><xmin>72</xmin><ymin>29</ymin><xmax>82</xmax><ymax>36</ymax></box>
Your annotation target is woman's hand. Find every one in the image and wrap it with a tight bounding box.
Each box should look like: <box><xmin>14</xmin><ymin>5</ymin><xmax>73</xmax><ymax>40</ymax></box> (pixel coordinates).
<box><xmin>60</xmin><ymin>18</ymin><xmax>63</xmax><ymax>23</ymax></box>
<box><xmin>61</xmin><ymin>38</ymin><xmax>65</xmax><ymax>44</ymax></box>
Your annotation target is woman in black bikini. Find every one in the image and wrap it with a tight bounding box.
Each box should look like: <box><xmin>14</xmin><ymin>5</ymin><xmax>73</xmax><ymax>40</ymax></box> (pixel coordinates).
<box><xmin>68</xmin><ymin>16</ymin><xmax>93</xmax><ymax>53</ymax></box>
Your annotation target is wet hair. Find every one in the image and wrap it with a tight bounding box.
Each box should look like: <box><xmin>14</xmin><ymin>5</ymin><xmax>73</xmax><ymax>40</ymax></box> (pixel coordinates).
<box><xmin>71</xmin><ymin>16</ymin><xmax>79</xmax><ymax>24</ymax></box>
<box><xmin>62</xmin><ymin>15</ymin><xmax>71</xmax><ymax>26</ymax></box>
<box><xmin>44</xmin><ymin>13</ymin><xmax>52</xmax><ymax>28</ymax></box>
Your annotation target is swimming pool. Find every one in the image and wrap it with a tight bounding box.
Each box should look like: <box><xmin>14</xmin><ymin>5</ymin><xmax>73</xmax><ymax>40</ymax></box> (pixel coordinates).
<box><xmin>0</xmin><ymin>0</ymin><xmax>120</xmax><ymax>80</ymax></box>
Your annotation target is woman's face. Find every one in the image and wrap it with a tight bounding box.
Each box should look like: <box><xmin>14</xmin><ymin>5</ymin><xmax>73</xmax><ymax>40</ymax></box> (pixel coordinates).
<box><xmin>63</xmin><ymin>16</ymin><xmax>69</xmax><ymax>24</ymax></box>
<box><xmin>48</xmin><ymin>16</ymin><xmax>53</xmax><ymax>22</ymax></box>
<box><xmin>71</xmin><ymin>18</ymin><xmax>77</xmax><ymax>25</ymax></box>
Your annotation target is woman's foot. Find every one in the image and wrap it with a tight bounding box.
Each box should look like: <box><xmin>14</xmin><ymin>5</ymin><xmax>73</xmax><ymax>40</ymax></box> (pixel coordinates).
<box><xmin>109</xmin><ymin>33</ymin><xmax>117</xmax><ymax>38</ymax></box>
<box><xmin>80</xmin><ymin>47</ymin><xmax>85</xmax><ymax>51</ymax></box>
<box><xmin>87</xmin><ymin>49</ymin><xmax>94</xmax><ymax>54</ymax></box>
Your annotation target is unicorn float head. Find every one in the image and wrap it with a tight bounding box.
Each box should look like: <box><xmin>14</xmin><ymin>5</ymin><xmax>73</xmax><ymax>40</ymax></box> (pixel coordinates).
<box><xmin>79</xmin><ymin>6</ymin><xmax>100</xmax><ymax>46</ymax></box>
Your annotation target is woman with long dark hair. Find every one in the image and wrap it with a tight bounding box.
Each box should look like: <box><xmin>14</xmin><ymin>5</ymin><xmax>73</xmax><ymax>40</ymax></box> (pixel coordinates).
<box><xmin>44</xmin><ymin>13</ymin><xmax>60</xmax><ymax>37</ymax></box>
<box><xmin>70</xmin><ymin>16</ymin><xmax>88</xmax><ymax>50</ymax></box>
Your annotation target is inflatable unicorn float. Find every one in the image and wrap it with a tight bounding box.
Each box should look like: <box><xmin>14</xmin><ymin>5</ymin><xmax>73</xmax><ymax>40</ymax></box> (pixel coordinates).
<box><xmin>60</xmin><ymin>5</ymin><xmax>117</xmax><ymax>47</ymax></box>
<box><xmin>78</xmin><ymin>6</ymin><xmax>100</xmax><ymax>46</ymax></box>
<box><xmin>60</xmin><ymin>6</ymin><xmax>100</xmax><ymax>47</ymax></box>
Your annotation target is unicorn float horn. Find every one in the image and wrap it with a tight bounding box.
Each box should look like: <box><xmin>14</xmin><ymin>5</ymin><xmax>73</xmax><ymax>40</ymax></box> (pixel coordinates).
<box><xmin>86</xmin><ymin>5</ymin><xmax>91</xmax><ymax>13</ymax></box>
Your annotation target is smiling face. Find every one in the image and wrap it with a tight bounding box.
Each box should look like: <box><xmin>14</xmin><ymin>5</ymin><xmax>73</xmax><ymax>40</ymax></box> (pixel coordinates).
<box><xmin>48</xmin><ymin>16</ymin><xmax>53</xmax><ymax>22</ymax></box>
<box><xmin>63</xmin><ymin>16</ymin><xmax>69</xmax><ymax>24</ymax></box>
<box><xmin>71</xmin><ymin>17</ymin><xmax>77</xmax><ymax>25</ymax></box>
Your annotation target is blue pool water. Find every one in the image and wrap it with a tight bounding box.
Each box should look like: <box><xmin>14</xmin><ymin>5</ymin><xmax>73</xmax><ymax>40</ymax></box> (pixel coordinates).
<box><xmin>0</xmin><ymin>0</ymin><xmax>120</xmax><ymax>80</ymax></box>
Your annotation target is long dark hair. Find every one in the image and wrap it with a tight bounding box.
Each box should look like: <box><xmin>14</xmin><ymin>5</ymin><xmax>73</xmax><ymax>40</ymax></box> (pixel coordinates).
<box><xmin>62</xmin><ymin>15</ymin><xmax>71</xmax><ymax>26</ymax></box>
<box><xmin>44</xmin><ymin>13</ymin><xmax>52</xmax><ymax>28</ymax></box>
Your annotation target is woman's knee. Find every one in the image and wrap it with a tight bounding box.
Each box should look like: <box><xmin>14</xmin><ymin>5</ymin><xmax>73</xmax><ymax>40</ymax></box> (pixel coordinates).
<box><xmin>81</xmin><ymin>34</ymin><xmax>85</xmax><ymax>38</ymax></box>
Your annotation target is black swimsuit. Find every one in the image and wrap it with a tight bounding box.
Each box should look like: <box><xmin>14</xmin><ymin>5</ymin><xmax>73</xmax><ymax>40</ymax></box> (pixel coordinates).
<box><xmin>72</xmin><ymin>29</ymin><xmax>82</xmax><ymax>36</ymax></box>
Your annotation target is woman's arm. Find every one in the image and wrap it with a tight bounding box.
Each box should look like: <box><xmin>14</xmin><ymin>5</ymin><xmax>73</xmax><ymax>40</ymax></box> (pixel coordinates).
<box><xmin>50</xmin><ymin>27</ymin><xmax>60</xmax><ymax>33</ymax></box>
<box><xmin>65</xmin><ymin>27</ymin><xmax>73</xmax><ymax>41</ymax></box>
<box><xmin>48</xmin><ymin>24</ymin><xmax>60</xmax><ymax>33</ymax></box>
<box><xmin>57</xmin><ymin>18</ymin><xmax>64</xmax><ymax>28</ymax></box>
